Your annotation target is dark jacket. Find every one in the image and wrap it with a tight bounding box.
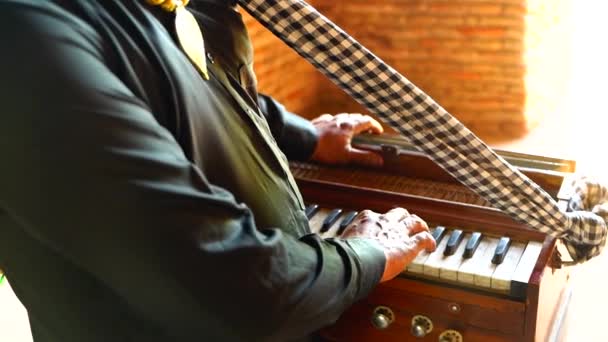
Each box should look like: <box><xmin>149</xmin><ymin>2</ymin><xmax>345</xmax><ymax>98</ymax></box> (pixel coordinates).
<box><xmin>0</xmin><ymin>0</ymin><xmax>385</xmax><ymax>341</ymax></box>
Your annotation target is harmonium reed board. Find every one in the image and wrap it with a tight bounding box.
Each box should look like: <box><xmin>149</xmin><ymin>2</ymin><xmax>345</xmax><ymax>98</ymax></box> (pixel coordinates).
<box><xmin>291</xmin><ymin>134</ymin><xmax>576</xmax><ymax>342</ymax></box>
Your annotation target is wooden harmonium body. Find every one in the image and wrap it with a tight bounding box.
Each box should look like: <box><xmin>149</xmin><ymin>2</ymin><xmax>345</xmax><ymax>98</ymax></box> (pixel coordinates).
<box><xmin>291</xmin><ymin>135</ymin><xmax>576</xmax><ymax>342</ymax></box>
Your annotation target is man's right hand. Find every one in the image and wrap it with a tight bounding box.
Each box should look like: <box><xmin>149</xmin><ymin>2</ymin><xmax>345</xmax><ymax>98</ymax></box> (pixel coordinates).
<box><xmin>341</xmin><ymin>208</ymin><xmax>436</xmax><ymax>282</ymax></box>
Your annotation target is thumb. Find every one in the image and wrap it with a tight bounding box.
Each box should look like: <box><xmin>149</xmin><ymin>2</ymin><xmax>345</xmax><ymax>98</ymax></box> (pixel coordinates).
<box><xmin>347</xmin><ymin>147</ymin><xmax>383</xmax><ymax>167</ymax></box>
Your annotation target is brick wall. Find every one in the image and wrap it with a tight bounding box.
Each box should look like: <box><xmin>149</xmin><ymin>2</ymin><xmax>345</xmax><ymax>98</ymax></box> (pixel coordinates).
<box><xmin>244</xmin><ymin>0</ymin><xmax>572</xmax><ymax>142</ymax></box>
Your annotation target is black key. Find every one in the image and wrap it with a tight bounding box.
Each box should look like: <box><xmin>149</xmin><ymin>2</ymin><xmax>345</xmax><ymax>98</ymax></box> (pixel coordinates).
<box><xmin>336</xmin><ymin>211</ymin><xmax>358</xmax><ymax>235</ymax></box>
<box><xmin>443</xmin><ymin>229</ymin><xmax>464</xmax><ymax>256</ymax></box>
<box><xmin>492</xmin><ymin>237</ymin><xmax>512</xmax><ymax>264</ymax></box>
<box><xmin>320</xmin><ymin>209</ymin><xmax>343</xmax><ymax>233</ymax></box>
<box><xmin>463</xmin><ymin>232</ymin><xmax>482</xmax><ymax>259</ymax></box>
<box><xmin>305</xmin><ymin>204</ymin><xmax>320</xmax><ymax>219</ymax></box>
<box><xmin>432</xmin><ymin>226</ymin><xmax>447</xmax><ymax>243</ymax></box>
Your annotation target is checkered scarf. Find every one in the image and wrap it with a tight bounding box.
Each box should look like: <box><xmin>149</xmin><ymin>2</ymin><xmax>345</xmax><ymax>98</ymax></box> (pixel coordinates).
<box><xmin>239</xmin><ymin>0</ymin><xmax>607</xmax><ymax>264</ymax></box>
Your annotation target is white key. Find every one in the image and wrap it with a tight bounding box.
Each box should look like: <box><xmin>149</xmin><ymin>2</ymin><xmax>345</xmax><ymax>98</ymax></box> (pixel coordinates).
<box><xmin>491</xmin><ymin>242</ymin><xmax>526</xmax><ymax>291</ymax></box>
<box><xmin>458</xmin><ymin>238</ymin><xmax>493</xmax><ymax>284</ymax></box>
<box><xmin>423</xmin><ymin>232</ymin><xmax>453</xmax><ymax>277</ymax></box>
<box><xmin>407</xmin><ymin>226</ymin><xmax>444</xmax><ymax>274</ymax></box>
<box><xmin>407</xmin><ymin>250</ymin><xmax>432</xmax><ymax>274</ymax></box>
<box><xmin>473</xmin><ymin>238</ymin><xmax>501</xmax><ymax>288</ymax></box>
<box><xmin>512</xmin><ymin>241</ymin><xmax>543</xmax><ymax>286</ymax></box>
<box><xmin>308</xmin><ymin>209</ymin><xmax>330</xmax><ymax>234</ymax></box>
<box><xmin>439</xmin><ymin>234</ymin><xmax>471</xmax><ymax>281</ymax></box>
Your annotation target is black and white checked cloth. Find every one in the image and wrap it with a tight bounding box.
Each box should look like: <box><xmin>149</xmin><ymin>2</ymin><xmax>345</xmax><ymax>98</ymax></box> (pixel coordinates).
<box><xmin>239</xmin><ymin>0</ymin><xmax>607</xmax><ymax>264</ymax></box>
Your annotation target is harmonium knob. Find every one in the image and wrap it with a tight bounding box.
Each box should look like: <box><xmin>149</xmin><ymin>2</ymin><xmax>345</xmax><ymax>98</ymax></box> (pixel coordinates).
<box><xmin>439</xmin><ymin>329</ymin><xmax>464</xmax><ymax>342</ymax></box>
<box><xmin>370</xmin><ymin>306</ymin><xmax>395</xmax><ymax>330</ymax></box>
<box><xmin>410</xmin><ymin>315</ymin><xmax>433</xmax><ymax>338</ymax></box>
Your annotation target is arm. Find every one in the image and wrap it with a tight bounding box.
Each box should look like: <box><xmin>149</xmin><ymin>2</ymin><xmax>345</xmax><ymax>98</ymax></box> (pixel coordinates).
<box><xmin>0</xmin><ymin>5</ymin><xmax>384</xmax><ymax>340</ymax></box>
<box><xmin>257</xmin><ymin>93</ymin><xmax>319</xmax><ymax>161</ymax></box>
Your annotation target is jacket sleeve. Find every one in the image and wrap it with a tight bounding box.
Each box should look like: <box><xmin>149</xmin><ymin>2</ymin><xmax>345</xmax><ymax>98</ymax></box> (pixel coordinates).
<box><xmin>258</xmin><ymin>93</ymin><xmax>319</xmax><ymax>161</ymax></box>
<box><xmin>0</xmin><ymin>4</ymin><xmax>384</xmax><ymax>341</ymax></box>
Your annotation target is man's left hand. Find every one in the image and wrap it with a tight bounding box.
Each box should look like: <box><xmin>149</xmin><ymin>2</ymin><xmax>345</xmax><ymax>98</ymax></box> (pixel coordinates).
<box><xmin>310</xmin><ymin>113</ymin><xmax>384</xmax><ymax>167</ymax></box>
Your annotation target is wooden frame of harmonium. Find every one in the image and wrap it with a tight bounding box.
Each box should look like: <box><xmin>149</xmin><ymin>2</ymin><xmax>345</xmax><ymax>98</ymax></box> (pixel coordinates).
<box><xmin>292</xmin><ymin>134</ymin><xmax>575</xmax><ymax>342</ymax></box>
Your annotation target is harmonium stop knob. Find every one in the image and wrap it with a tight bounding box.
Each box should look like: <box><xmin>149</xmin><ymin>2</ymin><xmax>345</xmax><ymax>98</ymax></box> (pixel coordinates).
<box><xmin>370</xmin><ymin>306</ymin><xmax>395</xmax><ymax>330</ymax></box>
<box><xmin>411</xmin><ymin>315</ymin><xmax>433</xmax><ymax>338</ymax></box>
<box><xmin>439</xmin><ymin>329</ymin><xmax>463</xmax><ymax>342</ymax></box>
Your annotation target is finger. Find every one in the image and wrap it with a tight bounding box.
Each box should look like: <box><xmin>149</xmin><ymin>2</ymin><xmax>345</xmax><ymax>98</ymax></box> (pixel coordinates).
<box><xmin>356</xmin><ymin>209</ymin><xmax>376</xmax><ymax>220</ymax></box>
<box><xmin>346</xmin><ymin>147</ymin><xmax>383</xmax><ymax>167</ymax></box>
<box><xmin>311</xmin><ymin>113</ymin><xmax>333</xmax><ymax>123</ymax></box>
<box><xmin>335</xmin><ymin>113</ymin><xmax>360</xmax><ymax>130</ymax></box>
<box><xmin>351</xmin><ymin>117</ymin><xmax>384</xmax><ymax>135</ymax></box>
<box><xmin>412</xmin><ymin>231</ymin><xmax>437</xmax><ymax>252</ymax></box>
<box><xmin>402</xmin><ymin>215</ymin><xmax>429</xmax><ymax>235</ymax></box>
<box><xmin>334</xmin><ymin>112</ymin><xmax>353</xmax><ymax>118</ymax></box>
<box><xmin>349</xmin><ymin>210</ymin><xmax>378</xmax><ymax>228</ymax></box>
<box><xmin>342</xmin><ymin>210</ymin><xmax>380</xmax><ymax>237</ymax></box>
<box><xmin>363</xmin><ymin>116</ymin><xmax>383</xmax><ymax>134</ymax></box>
<box><xmin>337</xmin><ymin>118</ymin><xmax>354</xmax><ymax>130</ymax></box>
<box><xmin>382</xmin><ymin>207</ymin><xmax>409</xmax><ymax>222</ymax></box>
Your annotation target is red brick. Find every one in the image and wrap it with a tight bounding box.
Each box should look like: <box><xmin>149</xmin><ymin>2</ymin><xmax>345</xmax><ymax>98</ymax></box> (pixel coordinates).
<box><xmin>244</xmin><ymin>0</ymin><xmax>572</xmax><ymax>141</ymax></box>
<box><xmin>458</xmin><ymin>27</ymin><xmax>507</xmax><ymax>37</ymax></box>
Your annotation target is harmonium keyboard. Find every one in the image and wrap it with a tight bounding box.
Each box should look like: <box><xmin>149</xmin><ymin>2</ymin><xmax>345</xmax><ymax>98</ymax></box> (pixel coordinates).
<box><xmin>291</xmin><ymin>134</ymin><xmax>576</xmax><ymax>342</ymax></box>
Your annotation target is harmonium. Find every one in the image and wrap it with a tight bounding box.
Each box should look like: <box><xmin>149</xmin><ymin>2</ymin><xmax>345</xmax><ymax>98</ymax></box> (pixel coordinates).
<box><xmin>291</xmin><ymin>134</ymin><xmax>575</xmax><ymax>342</ymax></box>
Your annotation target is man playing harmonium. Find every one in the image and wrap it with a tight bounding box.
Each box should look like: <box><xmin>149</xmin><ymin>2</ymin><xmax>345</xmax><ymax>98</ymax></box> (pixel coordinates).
<box><xmin>0</xmin><ymin>0</ymin><xmax>436</xmax><ymax>341</ymax></box>
<box><xmin>4</xmin><ymin>0</ymin><xmax>608</xmax><ymax>341</ymax></box>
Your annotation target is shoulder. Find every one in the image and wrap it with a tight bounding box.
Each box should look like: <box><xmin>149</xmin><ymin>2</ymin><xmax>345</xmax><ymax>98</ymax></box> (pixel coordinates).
<box><xmin>0</xmin><ymin>0</ymin><xmax>105</xmax><ymax>54</ymax></box>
